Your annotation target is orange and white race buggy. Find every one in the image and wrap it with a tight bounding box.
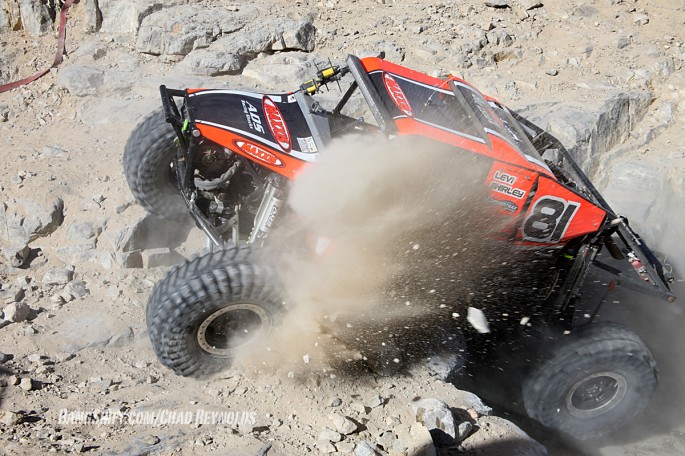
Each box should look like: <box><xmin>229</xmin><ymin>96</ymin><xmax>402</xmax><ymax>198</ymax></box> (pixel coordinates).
<box><xmin>123</xmin><ymin>55</ymin><xmax>676</xmax><ymax>440</ymax></box>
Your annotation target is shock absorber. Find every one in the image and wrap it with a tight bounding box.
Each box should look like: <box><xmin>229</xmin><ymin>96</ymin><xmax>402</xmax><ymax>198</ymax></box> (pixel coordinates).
<box><xmin>248</xmin><ymin>174</ymin><xmax>285</xmax><ymax>246</ymax></box>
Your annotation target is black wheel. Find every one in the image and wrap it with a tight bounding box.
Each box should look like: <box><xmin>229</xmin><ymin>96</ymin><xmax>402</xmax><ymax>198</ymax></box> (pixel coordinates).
<box><xmin>522</xmin><ymin>323</ymin><xmax>658</xmax><ymax>440</ymax></box>
<box><xmin>123</xmin><ymin>108</ymin><xmax>187</xmax><ymax>220</ymax></box>
<box><xmin>146</xmin><ymin>245</ymin><xmax>285</xmax><ymax>377</ymax></box>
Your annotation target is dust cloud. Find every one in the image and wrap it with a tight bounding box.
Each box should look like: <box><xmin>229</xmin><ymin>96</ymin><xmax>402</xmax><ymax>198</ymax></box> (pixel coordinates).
<box><xmin>237</xmin><ymin>135</ymin><xmax>524</xmax><ymax>376</ymax></box>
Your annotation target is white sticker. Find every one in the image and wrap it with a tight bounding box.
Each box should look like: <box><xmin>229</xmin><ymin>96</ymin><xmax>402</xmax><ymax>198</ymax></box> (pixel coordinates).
<box><xmin>297</xmin><ymin>136</ymin><xmax>318</xmax><ymax>153</ymax></box>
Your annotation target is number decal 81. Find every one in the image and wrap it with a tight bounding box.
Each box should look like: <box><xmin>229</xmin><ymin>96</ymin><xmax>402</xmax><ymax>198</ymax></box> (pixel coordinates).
<box><xmin>522</xmin><ymin>196</ymin><xmax>580</xmax><ymax>243</ymax></box>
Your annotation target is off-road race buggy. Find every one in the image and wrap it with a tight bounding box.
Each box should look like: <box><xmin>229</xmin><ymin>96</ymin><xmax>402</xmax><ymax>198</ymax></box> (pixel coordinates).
<box><xmin>123</xmin><ymin>54</ymin><xmax>676</xmax><ymax>440</ymax></box>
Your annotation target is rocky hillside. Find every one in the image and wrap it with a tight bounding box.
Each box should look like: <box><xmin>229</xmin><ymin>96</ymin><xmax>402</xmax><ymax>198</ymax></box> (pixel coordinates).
<box><xmin>0</xmin><ymin>0</ymin><xmax>683</xmax><ymax>455</ymax></box>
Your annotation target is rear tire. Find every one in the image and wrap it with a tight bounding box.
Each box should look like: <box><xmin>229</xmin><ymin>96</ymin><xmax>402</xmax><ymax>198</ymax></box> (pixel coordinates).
<box><xmin>146</xmin><ymin>246</ymin><xmax>285</xmax><ymax>377</ymax></box>
<box><xmin>522</xmin><ymin>323</ymin><xmax>657</xmax><ymax>440</ymax></box>
<box><xmin>123</xmin><ymin>108</ymin><xmax>187</xmax><ymax>220</ymax></box>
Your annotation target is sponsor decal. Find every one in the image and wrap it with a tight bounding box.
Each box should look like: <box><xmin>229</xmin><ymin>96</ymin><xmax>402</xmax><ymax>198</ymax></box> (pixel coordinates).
<box><xmin>490</xmin><ymin>181</ymin><xmax>526</xmax><ymax>199</ymax></box>
<box><xmin>241</xmin><ymin>100</ymin><xmax>264</xmax><ymax>134</ymax></box>
<box><xmin>493</xmin><ymin>170</ymin><xmax>516</xmax><ymax>185</ymax></box>
<box><xmin>233</xmin><ymin>140</ymin><xmax>284</xmax><ymax>167</ymax></box>
<box><xmin>297</xmin><ymin>136</ymin><xmax>318</xmax><ymax>153</ymax></box>
<box><xmin>488</xmin><ymin>197</ymin><xmax>519</xmax><ymax>213</ymax></box>
<box><xmin>383</xmin><ymin>73</ymin><xmax>413</xmax><ymax>117</ymax></box>
<box><xmin>262</xmin><ymin>97</ymin><xmax>291</xmax><ymax>152</ymax></box>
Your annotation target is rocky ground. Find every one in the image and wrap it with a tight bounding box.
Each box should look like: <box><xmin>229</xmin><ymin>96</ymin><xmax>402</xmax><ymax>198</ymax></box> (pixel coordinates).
<box><xmin>0</xmin><ymin>0</ymin><xmax>684</xmax><ymax>455</ymax></box>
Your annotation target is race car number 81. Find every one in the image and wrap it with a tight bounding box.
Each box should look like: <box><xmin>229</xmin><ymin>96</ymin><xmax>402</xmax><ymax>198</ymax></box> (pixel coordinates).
<box><xmin>522</xmin><ymin>196</ymin><xmax>580</xmax><ymax>243</ymax></box>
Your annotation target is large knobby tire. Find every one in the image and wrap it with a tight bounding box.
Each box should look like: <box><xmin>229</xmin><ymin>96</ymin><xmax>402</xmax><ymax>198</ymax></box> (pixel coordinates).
<box><xmin>146</xmin><ymin>246</ymin><xmax>285</xmax><ymax>377</ymax></box>
<box><xmin>522</xmin><ymin>323</ymin><xmax>658</xmax><ymax>440</ymax></box>
<box><xmin>123</xmin><ymin>108</ymin><xmax>187</xmax><ymax>220</ymax></box>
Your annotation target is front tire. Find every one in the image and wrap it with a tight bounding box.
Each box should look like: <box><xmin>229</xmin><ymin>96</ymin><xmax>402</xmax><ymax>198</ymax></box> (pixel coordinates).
<box><xmin>146</xmin><ymin>246</ymin><xmax>285</xmax><ymax>377</ymax></box>
<box><xmin>522</xmin><ymin>323</ymin><xmax>658</xmax><ymax>440</ymax></box>
<box><xmin>123</xmin><ymin>108</ymin><xmax>187</xmax><ymax>220</ymax></box>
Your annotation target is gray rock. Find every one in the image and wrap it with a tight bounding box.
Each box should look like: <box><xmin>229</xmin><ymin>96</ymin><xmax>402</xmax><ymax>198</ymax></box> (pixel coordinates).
<box><xmin>99</xmin><ymin>0</ymin><xmax>187</xmax><ymax>35</ymax></box>
<box><xmin>180</xmin><ymin>49</ymin><xmax>244</xmax><ymax>76</ymax></box>
<box><xmin>486</xmin><ymin>28</ymin><xmax>513</xmax><ymax>47</ymax></box>
<box><xmin>545</xmin><ymin>68</ymin><xmax>559</xmax><ymax>76</ymax></box>
<box><xmin>55</xmin><ymin>242</ymin><xmax>98</xmax><ymax>265</ymax></box>
<box><xmin>0</xmin><ymin>286</ymin><xmax>24</xmax><ymax>304</ymax></box>
<box><xmin>57</xmin><ymin>65</ymin><xmax>105</xmax><ymax>97</ymax></box>
<box><xmin>18</xmin><ymin>377</ymin><xmax>33</xmax><ymax>391</ymax></box>
<box><xmin>456</xmin><ymin>421</ymin><xmax>473</xmax><ymax>442</ymax></box>
<box><xmin>0</xmin><ymin>197</ymin><xmax>64</xmax><ymax>244</ymax></box>
<box><xmin>412</xmin><ymin>398</ymin><xmax>458</xmax><ymax>447</ymax></box>
<box><xmin>316</xmin><ymin>440</ymin><xmax>337</xmax><ymax>454</ymax></box>
<box><xmin>485</xmin><ymin>0</ymin><xmax>509</xmax><ymax>7</ymax></box>
<box><xmin>318</xmin><ymin>428</ymin><xmax>343</xmax><ymax>443</ymax></box>
<box><xmin>329</xmin><ymin>413</ymin><xmax>358</xmax><ymax>435</ymax></box>
<box><xmin>355</xmin><ymin>441</ymin><xmax>379</xmax><ymax>456</ymax></box>
<box><xmin>136</xmin><ymin>6</ymin><xmax>252</xmax><ymax>59</ymax></box>
<box><xmin>67</xmin><ymin>222</ymin><xmax>101</xmax><ymax>241</ymax></box>
<box><xmin>396</xmin><ymin>424</ymin><xmax>436</xmax><ymax>456</ymax></box>
<box><xmin>116</xmin><ymin>251</ymin><xmax>144</xmax><ymax>268</ymax></box>
<box><xmin>633</xmin><ymin>13</ymin><xmax>649</xmax><ymax>26</ymax></box>
<box><xmin>42</xmin><ymin>268</ymin><xmax>74</xmax><ymax>286</ymax></box>
<box><xmin>617</xmin><ymin>37</ymin><xmax>631</xmax><ymax>49</ymax></box>
<box><xmin>39</xmin><ymin>145</ymin><xmax>68</xmax><ymax>158</ymax></box>
<box><xmin>82</xmin><ymin>0</ymin><xmax>103</xmax><ymax>32</ymax></box>
<box><xmin>521</xmin><ymin>0</ymin><xmax>543</xmax><ymax>9</ymax></box>
<box><xmin>0</xmin><ymin>352</ymin><xmax>8</xmax><ymax>363</ymax></box>
<box><xmin>141</xmin><ymin>248</ymin><xmax>184</xmax><ymax>268</ymax></box>
<box><xmin>0</xmin><ymin>243</ymin><xmax>29</xmax><ymax>267</ymax></box>
<box><xmin>0</xmin><ymin>411</ymin><xmax>21</xmax><ymax>426</ymax></box>
<box><xmin>242</xmin><ymin>52</ymin><xmax>324</xmax><ymax>89</ymax></box>
<box><xmin>3</xmin><ymin>301</ymin><xmax>30</xmax><ymax>322</ymax></box>
<box><xmin>64</xmin><ymin>280</ymin><xmax>89</xmax><ymax>299</ymax></box>
<box><xmin>18</xmin><ymin>0</ymin><xmax>53</xmax><ymax>36</ymax></box>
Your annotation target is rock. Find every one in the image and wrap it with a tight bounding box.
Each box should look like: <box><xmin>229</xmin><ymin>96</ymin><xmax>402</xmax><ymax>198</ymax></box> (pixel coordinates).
<box><xmin>633</xmin><ymin>13</ymin><xmax>649</xmax><ymax>26</ymax></box>
<box><xmin>457</xmin><ymin>421</ymin><xmax>473</xmax><ymax>442</ymax></box>
<box><xmin>617</xmin><ymin>37</ymin><xmax>631</xmax><ymax>49</ymax></box>
<box><xmin>412</xmin><ymin>398</ymin><xmax>458</xmax><ymax>446</ymax></box>
<box><xmin>329</xmin><ymin>397</ymin><xmax>342</xmax><ymax>407</ymax></box>
<box><xmin>316</xmin><ymin>440</ymin><xmax>337</xmax><ymax>453</ymax></box>
<box><xmin>329</xmin><ymin>413</ymin><xmax>358</xmax><ymax>435</ymax></box>
<box><xmin>0</xmin><ymin>243</ymin><xmax>29</xmax><ymax>267</ymax></box>
<box><xmin>136</xmin><ymin>6</ymin><xmax>253</xmax><ymax>59</ymax></box>
<box><xmin>141</xmin><ymin>248</ymin><xmax>184</xmax><ymax>268</ymax></box>
<box><xmin>303</xmin><ymin>354</ymin><xmax>312</xmax><ymax>364</ymax></box>
<box><xmin>0</xmin><ymin>352</ymin><xmax>8</xmax><ymax>363</ymax></box>
<box><xmin>144</xmin><ymin>435</ymin><xmax>160</xmax><ymax>445</ymax></box>
<box><xmin>67</xmin><ymin>222</ymin><xmax>101</xmax><ymax>242</ymax></box>
<box><xmin>0</xmin><ymin>286</ymin><xmax>24</xmax><ymax>304</ymax></box>
<box><xmin>521</xmin><ymin>0</ymin><xmax>543</xmax><ymax>9</ymax></box>
<box><xmin>319</xmin><ymin>428</ymin><xmax>343</xmax><ymax>443</ymax></box>
<box><xmin>485</xmin><ymin>0</ymin><xmax>509</xmax><ymax>7</ymax></box>
<box><xmin>0</xmin><ymin>197</ymin><xmax>64</xmax><ymax>244</ymax></box>
<box><xmin>82</xmin><ymin>0</ymin><xmax>103</xmax><ymax>32</ymax></box>
<box><xmin>27</xmin><ymin>353</ymin><xmax>44</xmax><ymax>363</ymax></box>
<box><xmin>0</xmin><ymin>410</ymin><xmax>21</xmax><ymax>426</ymax></box>
<box><xmin>99</xmin><ymin>0</ymin><xmax>187</xmax><ymax>34</ymax></box>
<box><xmin>3</xmin><ymin>301</ymin><xmax>30</xmax><ymax>322</ymax></box>
<box><xmin>545</xmin><ymin>68</ymin><xmax>559</xmax><ymax>76</ymax></box>
<box><xmin>18</xmin><ymin>0</ymin><xmax>53</xmax><ymax>36</ymax></box>
<box><xmin>396</xmin><ymin>423</ymin><xmax>437</xmax><ymax>456</ymax></box>
<box><xmin>64</xmin><ymin>280</ymin><xmax>89</xmax><ymax>299</ymax></box>
<box><xmin>355</xmin><ymin>441</ymin><xmax>379</xmax><ymax>456</ymax></box>
<box><xmin>242</xmin><ymin>52</ymin><xmax>324</xmax><ymax>89</ymax></box>
<box><xmin>180</xmin><ymin>49</ymin><xmax>244</xmax><ymax>76</ymax></box>
<box><xmin>19</xmin><ymin>377</ymin><xmax>33</xmax><ymax>391</ymax></box>
<box><xmin>377</xmin><ymin>431</ymin><xmax>399</xmax><ymax>453</ymax></box>
<box><xmin>42</xmin><ymin>269</ymin><xmax>74</xmax><ymax>286</ymax></box>
<box><xmin>366</xmin><ymin>394</ymin><xmax>384</xmax><ymax>408</ymax></box>
<box><xmin>486</xmin><ymin>29</ymin><xmax>513</xmax><ymax>47</ymax></box>
<box><xmin>57</xmin><ymin>65</ymin><xmax>105</xmax><ymax>97</ymax></box>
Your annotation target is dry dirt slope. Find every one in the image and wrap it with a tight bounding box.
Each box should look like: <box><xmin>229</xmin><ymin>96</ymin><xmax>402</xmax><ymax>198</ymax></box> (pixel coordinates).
<box><xmin>0</xmin><ymin>0</ymin><xmax>684</xmax><ymax>455</ymax></box>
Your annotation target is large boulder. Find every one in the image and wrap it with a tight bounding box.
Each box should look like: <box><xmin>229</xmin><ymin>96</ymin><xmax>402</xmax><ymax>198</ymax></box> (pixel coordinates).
<box><xmin>17</xmin><ymin>0</ymin><xmax>53</xmax><ymax>36</ymax></box>
<box><xmin>136</xmin><ymin>5</ymin><xmax>257</xmax><ymax>61</ymax></box>
<box><xmin>0</xmin><ymin>197</ymin><xmax>64</xmax><ymax>245</ymax></box>
<box><xmin>98</xmin><ymin>0</ymin><xmax>188</xmax><ymax>35</ymax></box>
